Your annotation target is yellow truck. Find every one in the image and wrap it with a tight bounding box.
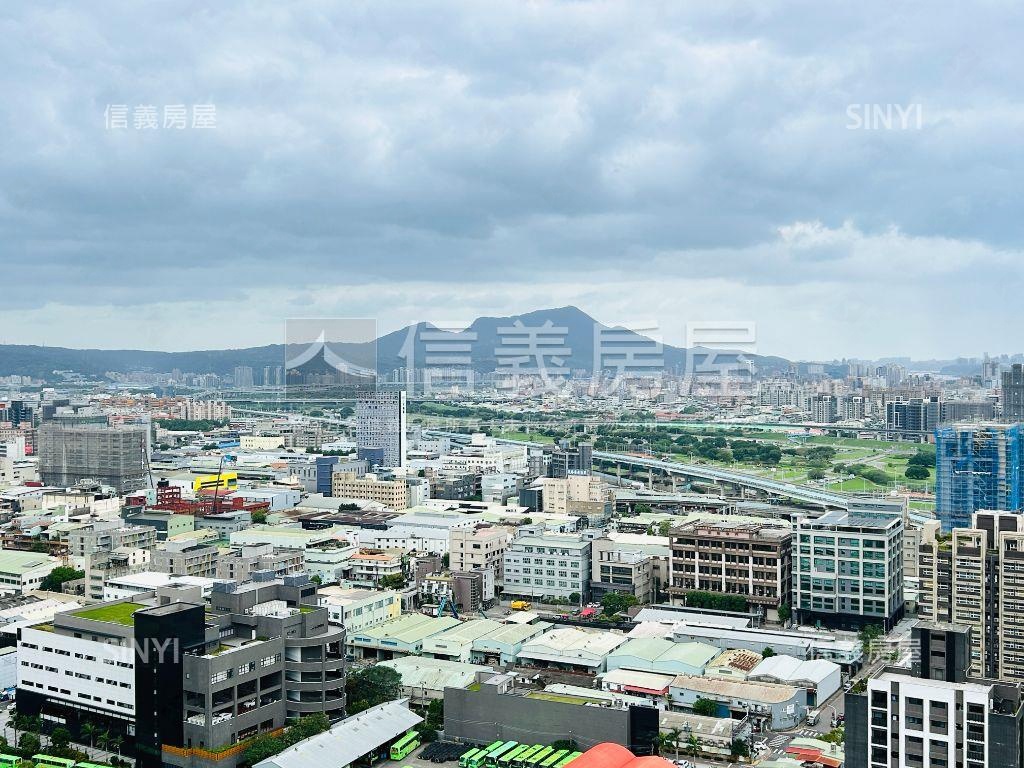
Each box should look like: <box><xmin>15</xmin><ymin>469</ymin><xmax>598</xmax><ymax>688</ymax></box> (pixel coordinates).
<box><xmin>510</xmin><ymin>600</ymin><xmax>532</xmax><ymax>611</ymax></box>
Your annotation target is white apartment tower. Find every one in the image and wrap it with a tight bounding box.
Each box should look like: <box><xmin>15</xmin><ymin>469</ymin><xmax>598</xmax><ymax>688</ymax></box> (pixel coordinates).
<box><xmin>356</xmin><ymin>390</ymin><xmax>407</xmax><ymax>468</ymax></box>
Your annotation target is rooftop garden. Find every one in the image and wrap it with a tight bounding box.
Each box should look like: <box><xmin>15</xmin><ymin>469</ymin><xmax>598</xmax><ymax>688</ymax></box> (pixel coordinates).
<box><xmin>74</xmin><ymin>602</ymin><xmax>146</xmax><ymax>626</ymax></box>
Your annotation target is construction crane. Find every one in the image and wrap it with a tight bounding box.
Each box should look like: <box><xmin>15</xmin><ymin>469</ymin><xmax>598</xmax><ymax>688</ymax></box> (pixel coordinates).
<box><xmin>436</xmin><ymin>595</ymin><xmax>460</xmax><ymax>619</ymax></box>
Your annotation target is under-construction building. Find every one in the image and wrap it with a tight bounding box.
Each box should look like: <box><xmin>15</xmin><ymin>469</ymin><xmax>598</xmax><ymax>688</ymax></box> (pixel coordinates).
<box><xmin>37</xmin><ymin>421</ymin><xmax>150</xmax><ymax>492</ymax></box>
<box><xmin>935</xmin><ymin>422</ymin><xmax>1023</xmax><ymax>531</ymax></box>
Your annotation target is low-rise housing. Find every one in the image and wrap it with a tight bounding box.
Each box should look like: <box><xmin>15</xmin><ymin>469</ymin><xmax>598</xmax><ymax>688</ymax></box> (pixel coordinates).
<box><xmin>516</xmin><ymin>626</ymin><xmax>628</xmax><ymax>672</ymax></box>
<box><xmin>669</xmin><ymin>674</ymin><xmax>807</xmax><ymax>730</ymax></box>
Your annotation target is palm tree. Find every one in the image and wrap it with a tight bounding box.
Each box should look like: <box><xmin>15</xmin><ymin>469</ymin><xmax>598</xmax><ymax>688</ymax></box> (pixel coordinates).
<box><xmin>655</xmin><ymin>732</ymin><xmax>673</xmax><ymax>758</ymax></box>
<box><xmin>110</xmin><ymin>735</ymin><xmax>124</xmax><ymax>756</ymax></box>
<box><xmin>666</xmin><ymin>728</ymin><xmax>683</xmax><ymax>759</ymax></box>
<box><xmin>97</xmin><ymin>731</ymin><xmax>110</xmax><ymax>754</ymax></box>
<box><xmin>686</xmin><ymin>734</ymin><xmax>700</xmax><ymax>758</ymax></box>
<box><xmin>81</xmin><ymin>722</ymin><xmax>97</xmax><ymax>757</ymax></box>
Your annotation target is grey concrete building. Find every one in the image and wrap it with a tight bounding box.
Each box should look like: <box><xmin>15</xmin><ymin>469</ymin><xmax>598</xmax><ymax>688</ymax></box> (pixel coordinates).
<box><xmin>16</xmin><ymin>575</ymin><xmax>344</xmax><ymax>768</ymax></box>
<box><xmin>444</xmin><ymin>671</ymin><xmax>659</xmax><ymax>755</ymax></box>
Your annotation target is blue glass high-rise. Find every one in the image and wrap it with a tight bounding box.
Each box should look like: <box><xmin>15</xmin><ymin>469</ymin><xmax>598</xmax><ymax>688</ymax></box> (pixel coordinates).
<box><xmin>935</xmin><ymin>423</ymin><xmax>1023</xmax><ymax>531</ymax></box>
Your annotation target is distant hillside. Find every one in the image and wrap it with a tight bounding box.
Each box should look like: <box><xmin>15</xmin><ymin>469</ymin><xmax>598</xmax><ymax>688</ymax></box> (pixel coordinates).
<box><xmin>0</xmin><ymin>306</ymin><xmax>792</xmax><ymax>379</ymax></box>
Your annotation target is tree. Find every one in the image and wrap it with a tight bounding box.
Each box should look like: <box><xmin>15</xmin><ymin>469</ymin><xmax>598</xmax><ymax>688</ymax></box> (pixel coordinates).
<box><xmin>807</xmin><ymin>468</ymin><xmax>827</xmax><ymax>480</ymax></box>
<box><xmin>657</xmin><ymin>520</ymin><xmax>672</xmax><ymax>536</ymax></box>
<box><xmin>777</xmin><ymin>602</ymin><xmax>791</xmax><ymax>623</ymax></box>
<box><xmin>379</xmin><ymin>573</ymin><xmax>407</xmax><ymax>589</ymax></box>
<box><xmin>692</xmin><ymin>697</ymin><xmax>719</xmax><ymax>717</ymax></box>
<box><xmin>441</xmin><ymin>553</ymin><xmax>450</xmax><ymax>568</ymax></box>
<box><xmin>424</xmin><ymin>698</ymin><xmax>445</xmax><ymax>730</ymax></box>
<box><xmin>634</xmin><ymin>504</ymin><xmax>652</xmax><ymax>516</ymax></box>
<box><xmin>905</xmin><ymin>465</ymin><xmax>930</xmax><ymax>480</ymax></box>
<box><xmin>600</xmin><ymin>592</ymin><xmax>638</xmax><ymax>617</ymax></box>
<box><xmin>568</xmin><ymin>592</ymin><xmax>581</xmax><ymax>604</ymax></box>
<box><xmin>859</xmin><ymin>624</ymin><xmax>884</xmax><ymax>657</ymax></box>
<box><xmin>50</xmin><ymin>728</ymin><xmax>71</xmax><ymax>754</ymax></box>
<box><xmin>42</xmin><ymin>565</ymin><xmax>86</xmax><ymax>592</ymax></box>
<box><xmin>345</xmin><ymin>665</ymin><xmax>403</xmax><ymax>714</ymax></box>
<box><xmin>19</xmin><ymin>733</ymin><xmax>40</xmax><ymax>757</ymax></box>
<box><xmin>310</xmin><ymin>574</ymin><xmax>322</xmax><ymax>585</ymax></box>
<box><xmin>81</xmin><ymin>721</ymin><xmax>98</xmax><ymax>754</ymax></box>
<box><xmin>416</xmin><ymin>726</ymin><xmax>438</xmax><ymax>743</ymax></box>
<box><xmin>243</xmin><ymin>735</ymin><xmax>286</xmax><ymax>765</ymax></box>
<box><xmin>821</xmin><ymin>727</ymin><xmax>845</xmax><ymax>745</ymax></box>
<box><xmin>730</xmin><ymin>739</ymin><xmax>750</xmax><ymax>758</ymax></box>
<box><xmin>665</xmin><ymin>728</ymin><xmax>682</xmax><ymax>758</ymax></box>
<box><xmin>251</xmin><ymin>509</ymin><xmax>268</xmax><ymax>524</ymax></box>
<box><xmin>761</xmin><ymin>647</ymin><xmax>775</xmax><ymax>658</ymax></box>
<box><xmin>520</xmin><ymin>517</ymin><xmax>533</xmax><ymax>525</ymax></box>
<box><xmin>686</xmin><ymin>734</ymin><xmax>700</xmax><ymax>757</ymax></box>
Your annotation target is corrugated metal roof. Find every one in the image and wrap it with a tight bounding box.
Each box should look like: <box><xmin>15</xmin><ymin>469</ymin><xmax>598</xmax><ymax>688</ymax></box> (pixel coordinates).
<box><xmin>255</xmin><ymin>699</ymin><xmax>422</xmax><ymax>768</ymax></box>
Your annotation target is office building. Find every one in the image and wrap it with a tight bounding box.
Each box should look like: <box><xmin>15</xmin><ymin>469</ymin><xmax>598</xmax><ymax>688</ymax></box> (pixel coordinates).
<box><xmin>668</xmin><ymin>518</ymin><xmax>792</xmax><ymax>621</ymax></box>
<box><xmin>936</xmin><ymin>423</ymin><xmax>1024</xmax><ymax>531</ymax></box>
<box><xmin>37</xmin><ymin>421</ymin><xmax>150</xmax><ymax>492</ymax></box>
<box><xmin>503</xmin><ymin>528</ymin><xmax>592</xmax><ymax>602</ymax></box>
<box><xmin>355</xmin><ymin>390</ymin><xmax>406</xmax><ymax>468</ymax></box>
<box><xmin>792</xmin><ymin>508</ymin><xmax>904</xmax><ymax>631</ymax></box>
<box><xmin>152</xmin><ymin>540</ymin><xmax>219</xmax><ymax>578</ymax></box>
<box><xmin>16</xmin><ymin>576</ymin><xmax>344</xmax><ymax>768</ymax></box>
<box><xmin>845</xmin><ymin>623</ymin><xmax>1024</xmax><ymax>768</ymax></box>
<box><xmin>1005</xmin><ymin>364</ymin><xmax>1024</xmax><ymax>422</ymax></box>
<box><xmin>215</xmin><ymin>544</ymin><xmax>305</xmax><ymax>582</ymax></box>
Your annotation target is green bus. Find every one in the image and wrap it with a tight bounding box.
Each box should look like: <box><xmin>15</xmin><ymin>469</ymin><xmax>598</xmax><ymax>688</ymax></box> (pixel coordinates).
<box><xmin>555</xmin><ymin>752</ymin><xmax>582</xmax><ymax>768</ymax></box>
<box><xmin>389</xmin><ymin>731</ymin><xmax>421</xmax><ymax>761</ymax></box>
<box><xmin>527</xmin><ymin>746</ymin><xmax>555</xmax><ymax>767</ymax></box>
<box><xmin>469</xmin><ymin>743</ymin><xmax>502</xmax><ymax>768</ymax></box>
<box><xmin>486</xmin><ymin>742</ymin><xmax>519</xmax><ymax>767</ymax></box>
<box><xmin>514</xmin><ymin>745</ymin><xmax>543</xmax><ymax>767</ymax></box>
<box><xmin>33</xmin><ymin>757</ymin><xmax>76</xmax><ymax>768</ymax></box>
<box><xmin>539</xmin><ymin>749</ymin><xmax>569</xmax><ymax>768</ymax></box>
<box><xmin>460</xmin><ymin>748</ymin><xmax>482</xmax><ymax>768</ymax></box>
<box><xmin>0</xmin><ymin>755</ymin><xmax>21</xmax><ymax>768</ymax></box>
<box><xmin>498</xmin><ymin>745</ymin><xmax>530</xmax><ymax>768</ymax></box>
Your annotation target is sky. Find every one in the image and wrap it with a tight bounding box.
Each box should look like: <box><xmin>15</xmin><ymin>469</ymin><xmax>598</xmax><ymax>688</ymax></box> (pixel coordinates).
<box><xmin>1</xmin><ymin>1</ymin><xmax>1023</xmax><ymax>361</ymax></box>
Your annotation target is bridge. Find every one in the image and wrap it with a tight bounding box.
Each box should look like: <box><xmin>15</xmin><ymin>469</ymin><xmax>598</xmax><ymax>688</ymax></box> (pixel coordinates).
<box><xmin>423</xmin><ymin>429</ymin><xmax>860</xmax><ymax>510</ymax></box>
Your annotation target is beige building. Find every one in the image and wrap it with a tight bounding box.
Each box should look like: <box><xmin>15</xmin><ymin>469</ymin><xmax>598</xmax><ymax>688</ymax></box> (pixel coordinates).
<box><xmin>449</xmin><ymin>524</ymin><xmax>510</xmax><ymax>580</ymax></box>
<box><xmin>539</xmin><ymin>475</ymin><xmax>609</xmax><ymax>515</ymax></box>
<box><xmin>918</xmin><ymin>511</ymin><xmax>1024</xmax><ymax>681</ymax></box>
<box><xmin>332</xmin><ymin>472</ymin><xmax>420</xmax><ymax>510</ymax></box>
<box><xmin>668</xmin><ymin>518</ymin><xmax>792</xmax><ymax>621</ymax></box>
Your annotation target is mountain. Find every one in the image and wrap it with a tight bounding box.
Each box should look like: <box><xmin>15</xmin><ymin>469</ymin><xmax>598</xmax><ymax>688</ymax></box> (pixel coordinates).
<box><xmin>0</xmin><ymin>306</ymin><xmax>792</xmax><ymax>380</ymax></box>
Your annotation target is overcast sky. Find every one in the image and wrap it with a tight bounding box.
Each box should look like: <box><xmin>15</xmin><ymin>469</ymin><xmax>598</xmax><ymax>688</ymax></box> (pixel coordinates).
<box><xmin>1</xmin><ymin>1</ymin><xmax>1022</xmax><ymax>361</ymax></box>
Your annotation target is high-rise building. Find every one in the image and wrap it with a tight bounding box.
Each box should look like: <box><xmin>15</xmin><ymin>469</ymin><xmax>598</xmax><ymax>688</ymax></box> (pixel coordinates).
<box><xmin>886</xmin><ymin>396</ymin><xmax>940</xmax><ymax>439</ymax></box>
<box><xmin>844</xmin><ymin>623</ymin><xmax>1024</xmax><ymax>768</ymax></box>
<box><xmin>792</xmin><ymin>507</ymin><xmax>904</xmax><ymax>631</ymax></box>
<box><xmin>935</xmin><ymin>423</ymin><xmax>1024</xmax><ymax>531</ymax></box>
<box><xmin>233</xmin><ymin>365</ymin><xmax>255</xmax><ymax>389</ymax></box>
<box><xmin>1005</xmin><ymin>364</ymin><xmax>1024</xmax><ymax>422</ymax></box>
<box><xmin>355</xmin><ymin>390</ymin><xmax>406</xmax><ymax>468</ymax></box>
<box><xmin>37</xmin><ymin>421</ymin><xmax>150</xmax><ymax>492</ymax></box>
<box><xmin>809</xmin><ymin>394</ymin><xmax>839</xmax><ymax>424</ymax></box>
